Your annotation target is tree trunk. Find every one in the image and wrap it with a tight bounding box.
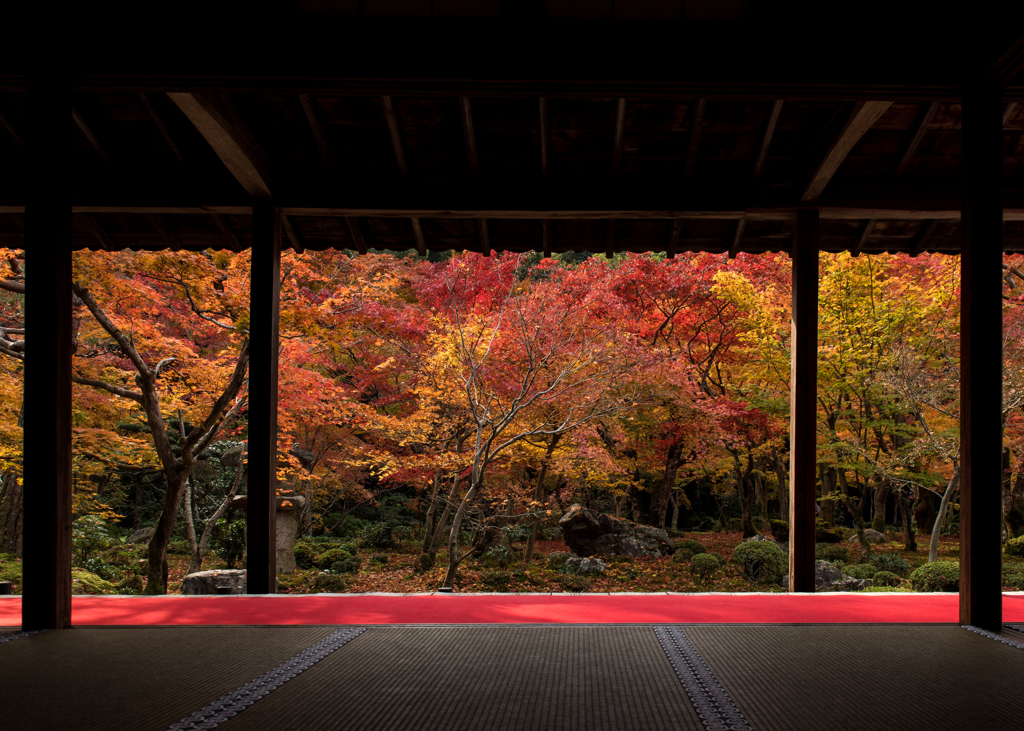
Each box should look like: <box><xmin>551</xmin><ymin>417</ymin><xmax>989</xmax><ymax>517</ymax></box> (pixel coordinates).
<box><xmin>133</xmin><ymin>480</ymin><xmax>144</xmax><ymax>531</ymax></box>
<box><xmin>429</xmin><ymin>473</ymin><xmax>462</xmax><ymax>559</ymax></box>
<box><xmin>839</xmin><ymin>470</ymin><xmax>871</xmax><ymax>560</ymax></box>
<box><xmin>0</xmin><ymin>471</ymin><xmax>23</xmax><ymax>556</ymax></box>
<box><xmin>929</xmin><ymin>469</ymin><xmax>959</xmax><ymax>563</ymax></box>
<box><xmin>651</xmin><ymin>441</ymin><xmax>683</xmax><ymax>529</ymax></box>
<box><xmin>756</xmin><ymin>470</ymin><xmax>770</xmax><ymax>533</ymax></box>
<box><xmin>896</xmin><ymin>488</ymin><xmax>917</xmax><ymax>552</ymax></box>
<box><xmin>818</xmin><ymin>464</ymin><xmax>836</xmax><ymax>525</ymax></box>
<box><xmin>442</xmin><ymin>478</ymin><xmax>482</xmax><ymax>589</ymax></box>
<box><xmin>772</xmin><ymin>447</ymin><xmax>788</xmax><ymax>526</ymax></box>
<box><xmin>871</xmin><ymin>477</ymin><xmax>890</xmax><ymax>533</ymax></box>
<box><xmin>187</xmin><ymin>466</ymin><xmax>244</xmax><ymax>575</ymax></box>
<box><xmin>524</xmin><ymin>434</ymin><xmax>561</xmax><ymax>566</ymax></box>
<box><xmin>629</xmin><ymin>485</ymin><xmax>644</xmax><ymax>524</ymax></box>
<box><xmin>669</xmin><ymin>491</ymin><xmax>681</xmax><ymax>533</ymax></box>
<box><xmin>144</xmin><ymin>469</ymin><xmax>189</xmax><ymax>594</ymax></box>
<box><xmin>732</xmin><ymin>450</ymin><xmax>757</xmax><ymax>538</ymax></box>
<box><xmin>422</xmin><ymin>469</ymin><xmax>444</xmax><ymax>554</ymax></box>
<box><xmin>183</xmin><ymin>476</ymin><xmax>199</xmax><ymax>574</ymax></box>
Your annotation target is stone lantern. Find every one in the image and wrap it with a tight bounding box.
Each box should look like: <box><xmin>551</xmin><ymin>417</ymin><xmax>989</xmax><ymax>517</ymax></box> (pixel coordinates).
<box><xmin>231</xmin><ymin>492</ymin><xmax>307</xmax><ymax>573</ymax></box>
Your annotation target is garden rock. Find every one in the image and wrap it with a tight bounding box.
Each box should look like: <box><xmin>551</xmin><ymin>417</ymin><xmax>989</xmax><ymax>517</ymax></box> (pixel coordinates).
<box><xmin>848</xmin><ymin>529</ymin><xmax>886</xmax><ymax>544</ymax></box>
<box><xmin>181</xmin><ymin>569</ymin><xmax>248</xmax><ymax>595</ymax></box>
<box><xmin>565</xmin><ymin>556</ymin><xmax>607</xmax><ymax>575</ymax></box>
<box><xmin>220</xmin><ymin>444</ymin><xmax>246</xmax><ymax>467</ymax></box>
<box><xmin>558</xmin><ymin>505</ymin><xmax>673</xmax><ymax>557</ymax></box>
<box><xmin>127</xmin><ymin>527</ymin><xmax>154</xmax><ymax>544</ymax></box>
<box><xmin>779</xmin><ymin>560</ymin><xmax>854</xmax><ymax>590</ymax></box>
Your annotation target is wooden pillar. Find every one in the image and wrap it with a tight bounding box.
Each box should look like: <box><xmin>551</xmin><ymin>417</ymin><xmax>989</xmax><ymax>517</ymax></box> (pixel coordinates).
<box><xmin>789</xmin><ymin>209</ymin><xmax>819</xmax><ymax>593</ymax></box>
<box><xmin>247</xmin><ymin>203</ymin><xmax>280</xmax><ymax>593</ymax></box>
<box><xmin>959</xmin><ymin>86</ymin><xmax>1003</xmax><ymax>630</ymax></box>
<box><xmin>22</xmin><ymin>75</ymin><xmax>73</xmax><ymax>629</ymax></box>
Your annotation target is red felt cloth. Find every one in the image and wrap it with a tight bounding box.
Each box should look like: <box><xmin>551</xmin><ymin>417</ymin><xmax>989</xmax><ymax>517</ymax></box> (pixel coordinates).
<box><xmin>3</xmin><ymin>594</ymin><xmax>1024</xmax><ymax>626</ymax></box>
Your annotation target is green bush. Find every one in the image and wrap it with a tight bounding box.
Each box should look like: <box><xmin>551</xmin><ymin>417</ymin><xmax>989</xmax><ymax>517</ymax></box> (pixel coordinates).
<box><xmin>359</xmin><ymin>522</ymin><xmax>394</xmax><ymax>548</ymax></box>
<box><xmin>293</xmin><ymin>542</ymin><xmax>320</xmax><ymax>570</ymax></box>
<box><xmin>559</xmin><ymin>575</ymin><xmax>591</xmax><ymax>592</ymax></box>
<box><xmin>770</xmin><ymin>520</ymin><xmax>789</xmax><ymax>543</ymax></box>
<box><xmin>815</xmin><ymin>543</ymin><xmax>849</xmax><ymax>563</ymax></box>
<box><xmin>167</xmin><ymin>539</ymin><xmax>191</xmax><ymax>556</ymax></box>
<box><xmin>690</xmin><ymin>553</ymin><xmax>721</xmax><ymax>587</ymax></box>
<box><xmin>815</xmin><ymin>526</ymin><xmax>842</xmax><ymax>544</ymax></box>
<box><xmin>1004</xmin><ymin>535</ymin><xmax>1024</xmax><ymax>558</ymax></box>
<box><xmin>330</xmin><ymin>554</ymin><xmax>362</xmax><ymax>575</ymax></box>
<box><xmin>0</xmin><ymin>553</ymin><xmax>22</xmax><ymax>593</ymax></box>
<box><xmin>910</xmin><ymin>561</ymin><xmax>960</xmax><ymax>592</ymax></box>
<box><xmin>369</xmin><ymin>553</ymin><xmax>389</xmax><ymax>566</ymax></box>
<box><xmin>870</xmin><ymin>552</ymin><xmax>910</xmax><ymax>577</ymax></box>
<box><xmin>731</xmin><ymin>540</ymin><xmax>787</xmax><ymax>584</ymax></box>
<box><xmin>317</xmin><ymin>547</ymin><xmax>360</xmax><ymax>574</ymax></box>
<box><xmin>1002</xmin><ymin>565</ymin><xmax>1024</xmax><ymax>589</ymax></box>
<box><xmin>672</xmin><ymin>548</ymin><xmax>695</xmax><ymax>564</ymax></box>
<box><xmin>71</xmin><ymin>569</ymin><xmax>117</xmax><ymax>594</ymax></box>
<box><xmin>72</xmin><ymin>516</ymin><xmax>114</xmax><ymax>564</ymax></box>
<box><xmin>674</xmin><ymin>538</ymin><xmax>707</xmax><ymax>556</ymax></box>
<box><xmin>481</xmin><ymin>570</ymin><xmax>512</xmax><ymax>591</ymax></box>
<box><xmin>872</xmin><ymin>570</ymin><xmax>902</xmax><ymax>587</ymax></box>
<box><xmin>312</xmin><ymin>572</ymin><xmax>348</xmax><ymax>592</ymax></box>
<box><xmin>705</xmin><ymin>552</ymin><xmax>727</xmax><ymax>567</ymax></box>
<box><xmin>546</xmin><ymin>551</ymin><xmax>573</xmax><ymax>570</ymax></box>
<box><xmin>843</xmin><ymin>563</ymin><xmax>877</xmax><ymax>580</ymax></box>
<box><xmin>417</xmin><ymin>553</ymin><xmax>435</xmax><ymax>571</ymax></box>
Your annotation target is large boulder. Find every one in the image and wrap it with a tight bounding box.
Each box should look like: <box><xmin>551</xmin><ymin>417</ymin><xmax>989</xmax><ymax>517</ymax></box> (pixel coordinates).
<box><xmin>126</xmin><ymin>527</ymin><xmax>154</xmax><ymax>544</ymax></box>
<box><xmin>181</xmin><ymin>569</ymin><xmax>280</xmax><ymax>595</ymax></box>
<box><xmin>558</xmin><ymin>505</ymin><xmax>673</xmax><ymax>558</ymax></box>
<box><xmin>565</xmin><ymin>556</ymin><xmax>607</xmax><ymax>575</ymax></box>
<box><xmin>781</xmin><ymin>561</ymin><xmax>872</xmax><ymax>591</ymax></box>
<box><xmin>180</xmin><ymin>569</ymin><xmax>248</xmax><ymax>595</ymax></box>
<box><xmin>848</xmin><ymin>529</ymin><xmax>886</xmax><ymax>544</ymax></box>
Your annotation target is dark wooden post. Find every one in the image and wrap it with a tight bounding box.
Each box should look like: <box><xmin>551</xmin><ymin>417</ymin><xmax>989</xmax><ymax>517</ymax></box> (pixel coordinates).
<box><xmin>247</xmin><ymin>203</ymin><xmax>280</xmax><ymax>592</ymax></box>
<box><xmin>789</xmin><ymin>209</ymin><xmax>819</xmax><ymax>593</ymax></box>
<box><xmin>22</xmin><ymin>75</ymin><xmax>73</xmax><ymax>629</ymax></box>
<box><xmin>959</xmin><ymin>85</ymin><xmax>1003</xmax><ymax>630</ymax></box>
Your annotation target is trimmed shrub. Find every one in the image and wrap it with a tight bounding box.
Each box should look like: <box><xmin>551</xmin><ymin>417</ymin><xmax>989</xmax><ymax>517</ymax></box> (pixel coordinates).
<box><xmin>815</xmin><ymin>543</ymin><xmax>849</xmax><ymax>563</ymax></box>
<box><xmin>674</xmin><ymin>538</ymin><xmax>707</xmax><ymax>556</ymax></box>
<box><xmin>731</xmin><ymin>540</ymin><xmax>787</xmax><ymax>584</ymax></box>
<box><xmin>706</xmin><ymin>552</ymin><xmax>727</xmax><ymax>567</ymax></box>
<box><xmin>317</xmin><ymin>547</ymin><xmax>360</xmax><ymax>574</ymax></box>
<box><xmin>770</xmin><ymin>519</ymin><xmax>789</xmax><ymax>543</ymax></box>
<box><xmin>312</xmin><ymin>572</ymin><xmax>348</xmax><ymax>592</ymax></box>
<box><xmin>559</xmin><ymin>575</ymin><xmax>591</xmax><ymax>593</ymax></box>
<box><xmin>690</xmin><ymin>553</ymin><xmax>721</xmax><ymax>587</ymax></box>
<box><xmin>870</xmin><ymin>552</ymin><xmax>910</xmax><ymax>577</ymax></box>
<box><xmin>672</xmin><ymin>548</ymin><xmax>695</xmax><ymax>564</ymax></box>
<box><xmin>546</xmin><ymin>551</ymin><xmax>573</xmax><ymax>570</ymax></box>
<box><xmin>481</xmin><ymin>570</ymin><xmax>512</xmax><ymax>591</ymax></box>
<box><xmin>71</xmin><ymin>569</ymin><xmax>117</xmax><ymax>595</ymax></box>
<box><xmin>1002</xmin><ymin>565</ymin><xmax>1024</xmax><ymax>589</ymax></box>
<box><xmin>330</xmin><ymin>553</ymin><xmax>362</xmax><ymax>575</ymax></box>
<box><xmin>815</xmin><ymin>526</ymin><xmax>842</xmax><ymax>544</ymax></box>
<box><xmin>843</xmin><ymin>564</ymin><xmax>877</xmax><ymax>580</ymax></box>
<box><xmin>417</xmin><ymin>553</ymin><xmax>435</xmax><ymax>571</ymax></box>
<box><xmin>1004</xmin><ymin>535</ymin><xmax>1024</xmax><ymax>558</ymax></box>
<box><xmin>910</xmin><ymin>561</ymin><xmax>960</xmax><ymax>592</ymax></box>
<box><xmin>369</xmin><ymin>553</ymin><xmax>389</xmax><ymax>566</ymax></box>
<box><xmin>167</xmin><ymin>539</ymin><xmax>191</xmax><ymax>556</ymax></box>
<box><xmin>872</xmin><ymin>570</ymin><xmax>902</xmax><ymax>587</ymax></box>
<box><xmin>293</xmin><ymin>542</ymin><xmax>319</xmax><ymax>570</ymax></box>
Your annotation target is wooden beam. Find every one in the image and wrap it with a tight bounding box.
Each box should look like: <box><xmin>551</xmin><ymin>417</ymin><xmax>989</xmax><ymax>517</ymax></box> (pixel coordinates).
<box><xmin>684</xmin><ymin>99</ymin><xmax>705</xmax><ymax>178</ymax></box>
<box><xmin>381</xmin><ymin>95</ymin><xmax>407</xmax><ymax>178</ymax></box>
<box><xmin>137</xmin><ymin>92</ymin><xmax>184</xmax><ymax>165</ymax></box>
<box><xmin>667</xmin><ymin>217</ymin><xmax>681</xmax><ymax>259</ymax></box>
<box><xmin>802</xmin><ymin>101</ymin><xmax>893</xmax><ymax>202</ymax></box>
<box><xmin>984</xmin><ymin>31</ymin><xmax>1024</xmax><ymax>85</ymax></box>
<box><xmin>851</xmin><ymin>218</ymin><xmax>875</xmax><ymax>257</ymax></box>
<box><xmin>461</xmin><ymin>96</ymin><xmax>479</xmax><ymax>176</ymax></box>
<box><xmin>411</xmin><ymin>217</ymin><xmax>426</xmax><ymax>257</ymax></box>
<box><xmin>0</xmin><ymin>109</ymin><xmax>26</xmax><ymax>152</ymax></box>
<box><xmin>22</xmin><ymin>73</ymin><xmax>73</xmax><ymax>630</ymax></box>
<box><xmin>728</xmin><ymin>216</ymin><xmax>746</xmax><ymax>259</ymax></box>
<box><xmin>538</xmin><ymin>97</ymin><xmax>549</xmax><ymax>180</ymax></box>
<box><xmin>80</xmin><ymin>214</ymin><xmax>115</xmax><ymax>251</ymax></box>
<box><xmin>209</xmin><ymin>212</ymin><xmax>242</xmax><ymax>252</ymax></box>
<box><xmin>145</xmin><ymin>213</ymin><xmax>180</xmax><ymax>248</ymax></box>
<box><xmin>753</xmin><ymin>100</ymin><xmax>782</xmax><ymax>181</ymax></box>
<box><xmin>167</xmin><ymin>92</ymin><xmax>271</xmax><ymax>198</ymax></box>
<box><xmin>281</xmin><ymin>213</ymin><xmax>304</xmax><ymax>254</ymax></box>
<box><xmin>478</xmin><ymin>218</ymin><xmax>490</xmax><ymax>256</ymax></box>
<box><xmin>247</xmin><ymin>202</ymin><xmax>280</xmax><ymax>594</ymax></box>
<box><xmin>72</xmin><ymin>107</ymin><xmax>111</xmax><ymax>167</ymax></box>
<box><xmin>344</xmin><ymin>216</ymin><xmax>367</xmax><ymax>255</ymax></box>
<box><xmin>612</xmin><ymin>98</ymin><xmax>626</xmax><ymax>175</ymax></box>
<box><xmin>605</xmin><ymin>219</ymin><xmax>616</xmax><ymax>259</ymax></box>
<box><xmin>298</xmin><ymin>94</ymin><xmax>333</xmax><ymax>172</ymax></box>
<box><xmin>909</xmin><ymin>218</ymin><xmax>940</xmax><ymax>257</ymax></box>
<box><xmin>894</xmin><ymin>102</ymin><xmax>939</xmax><ymax>180</ymax></box>
<box><xmin>1005</xmin><ymin>102</ymin><xmax>1018</xmax><ymax>127</ymax></box>
<box><xmin>959</xmin><ymin>86</ymin><xmax>1003</xmax><ymax>631</ymax></box>
<box><xmin>789</xmin><ymin>209</ymin><xmax>819</xmax><ymax>594</ymax></box>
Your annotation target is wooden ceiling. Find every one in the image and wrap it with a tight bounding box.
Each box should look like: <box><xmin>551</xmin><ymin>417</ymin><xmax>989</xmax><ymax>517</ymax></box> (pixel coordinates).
<box><xmin>1</xmin><ymin>11</ymin><xmax>1023</xmax><ymax>256</ymax></box>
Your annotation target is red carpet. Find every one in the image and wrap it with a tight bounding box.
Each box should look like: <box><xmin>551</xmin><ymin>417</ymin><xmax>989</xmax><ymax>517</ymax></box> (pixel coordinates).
<box><xmin>3</xmin><ymin>593</ymin><xmax>1024</xmax><ymax>626</ymax></box>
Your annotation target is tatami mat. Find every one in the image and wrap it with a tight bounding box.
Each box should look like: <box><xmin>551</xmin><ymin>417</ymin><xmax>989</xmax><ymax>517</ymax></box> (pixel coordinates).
<box><xmin>220</xmin><ymin>626</ymin><xmax>703</xmax><ymax>731</ymax></box>
<box><xmin>0</xmin><ymin>627</ymin><xmax>334</xmax><ymax>731</ymax></box>
<box><xmin>686</xmin><ymin>625</ymin><xmax>1023</xmax><ymax>731</ymax></box>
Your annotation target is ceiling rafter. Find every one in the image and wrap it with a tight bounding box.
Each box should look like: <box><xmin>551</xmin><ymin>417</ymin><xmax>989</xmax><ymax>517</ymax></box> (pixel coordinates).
<box><xmin>381</xmin><ymin>95</ymin><xmax>407</xmax><ymax>177</ymax></box>
<box><xmin>728</xmin><ymin>217</ymin><xmax>747</xmax><ymax>259</ymax></box>
<box><xmin>909</xmin><ymin>219</ymin><xmax>940</xmax><ymax>257</ymax></box>
<box><xmin>461</xmin><ymin>96</ymin><xmax>479</xmax><ymax>176</ymax></box>
<box><xmin>802</xmin><ymin>100</ymin><xmax>893</xmax><ymax>202</ymax></box>
<box><xmin>894</xmin><ymin>102</ymin><xmax>940</xmax><ymax>180</ymax></box>
<box><xmin>167</xmin><ymin>92</ymin><xmax>271</xmax><ymax>198</ymax></box>
<box><xmin>298</xmin><ymin>94</ymin><xmax>334</xmax><ymax>172</ymax></box>
<box><xmin>539</xmin><ymin>97</ymin><xmax>549</xmax><ymax>180</ymax></box>
<box><xmin>753</xmin><ymin>100</ymin><xmax>783</xmax><ymax>181</ymax></box>
<box><xmin>72</xmin><ymin>107</ymin><xmax>111</xmax><ymax>167</ymax></box>
<box><xmin>684</xmin><ymin>99</ymin><xmax>706</xmax><ymax>178</ymax></box>
<box><xmin>851</xmin><ymin>218</ymin><xmax>876</xmax><ymax>257</ymax></box>
<box><xmin>137</xmin><ymin>92</ymin><xmax>184</xmax><ymax>165</ymax></box>
<box><xmin>411</xmin><ymin>217</ymin><xmax>426</xmax><ymax>257</ymax></box>
<box><xmin>612</xmin><ymin>98</ymin><xmax>626</xmax><ymax>175</ymax></box>
<box><xmin>344</xmin><ymin>216</ymin><xmax>367</xmax><ymax>255</ymax></box>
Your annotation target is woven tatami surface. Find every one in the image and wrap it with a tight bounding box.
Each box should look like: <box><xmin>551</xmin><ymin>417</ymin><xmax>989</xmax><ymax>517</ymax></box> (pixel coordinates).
<box><xmin>687</xmin><ymin>625</ymin><xmax>1023</xmax><ymax>731</ymax></box>
<box><xmin>0</xmin><ymin>626</ymin><xmax>334</xmax><ymax>731</ymax></box>
<box><xmin>221</xmin><ymin>626</ymin><xmax>703</xmax><ymax>731</ymax></box>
